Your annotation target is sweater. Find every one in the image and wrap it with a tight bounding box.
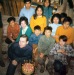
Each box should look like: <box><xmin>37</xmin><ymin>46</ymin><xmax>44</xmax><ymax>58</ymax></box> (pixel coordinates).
<box><xmin>55</xmin><ymin>26</ymin><xmax>74</xmax><ymax>44</ymax></box>
<box><xmin>16</xmin><ymin>26</ymin><xmax>32</xmax><ymax>42</ymax></box>
<box><xmin>30</xmin><ymin>16</ymin><xmax>47</xmax><ymax>32</ymax></box>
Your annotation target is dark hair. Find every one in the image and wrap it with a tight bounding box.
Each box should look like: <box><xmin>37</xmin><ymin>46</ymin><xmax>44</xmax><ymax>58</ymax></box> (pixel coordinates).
<box><xmin>34</xmin><ymin>25</ymin><xmax>41</xmax><ymax>30</ymax></box>
<box><xmin>43</xmin><ymin>26</ymin><xmax>52</xmax><ymax>34</ymax></box>
<box><xmin>51</xmin><ymin>13</ymin><xmax>61</xmax><ymax>24</ymax></box>
<box><xmin>0</xmin><ymin>1</ymin><xmax>3</xmax><ymax>6</ymax></box>
<box><xmin>20</xmin><ymin>34</ymin><xmax>28</xmax><ymax>41</ymax></box>
<box><xmin>33</xmin><ymin>5</ymin><xmax>44</xmax><ymax>19</ymax></box>
<box><xmin>19</xmin><ymin>16</ymin><xmax>28</xmax><ymax>25</ymax></box>
<box><xmin>59</xmin><ymin>35</ymin><xmax>67</xmax><ymax>42</ymax></box>
<box><xmin>24</xmin><ymin>0</ymin><xmax>31</xmax><ymax>3</ymax></box>
<box><xmin>7</xmin><ymin>17</ymin><xmax>15</xmax><ymax>23</ymax></box>
<box><xmin>61</xmin><ymin>13</ymin><xmax>67</xmax><ymax>19</ymax></box>
<box><xmin>44</xmin><ymin>0</ymin><xmax>51</xmax><ymax>7</ymax></box>
<box><xmin>62</xmin><ymin>16</ymin><xmax>72</xmax><ymax>25</ymax></box>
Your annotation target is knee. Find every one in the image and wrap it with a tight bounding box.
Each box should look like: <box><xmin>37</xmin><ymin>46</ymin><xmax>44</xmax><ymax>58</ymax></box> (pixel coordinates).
<box><xmin>12</xmin><ymin>60</ymin><xmax>18</xmax><ymax>66</ymax></box>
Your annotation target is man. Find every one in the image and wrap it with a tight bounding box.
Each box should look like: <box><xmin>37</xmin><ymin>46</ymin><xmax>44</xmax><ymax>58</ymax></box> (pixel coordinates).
<box><xmin>19</xmin><ymin>0</ymin><xmax>35</xmax><ymax>24</ymax></box>
<box><xmin>6</xmin><ymin>35</ymin><xmax>32</xmax><ymax>75</ymax></box>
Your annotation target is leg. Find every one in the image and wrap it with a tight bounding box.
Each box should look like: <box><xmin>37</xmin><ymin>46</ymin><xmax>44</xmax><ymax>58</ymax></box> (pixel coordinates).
<box><xmin>6</xmin><ymin>60</ymin><xmax>18</xmax><ymax>75</ymax></box>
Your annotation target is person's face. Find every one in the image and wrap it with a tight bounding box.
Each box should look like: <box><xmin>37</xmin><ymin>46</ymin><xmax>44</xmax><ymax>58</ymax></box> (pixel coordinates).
<box><xmin>34</xmin><ymin>29</ymin><xmax>41</xmax><ymax>36</ymax></box>
<box><xmin>53</xmin><ymin>17</ymin><xmax>59</xmax><ymax>24</ymax></box>
<box><xmin>10</xmin><ymin>20</ymin><xmax>15</xmax><ymax>27</ymax></box>
<box><xmin>19</xmin><ymin>37</ymin><xmax>28</xmax><ymax>48</ymax></box>
<box><xmin>63</xmin><ymin>22</ymin><xmax>70</xmax><ymax>29</ymax></box>
<box><xmin>44</xmin><ymin>0</ymin><xmax>50</xmax><ymax>7</ymax></box>
<box><xmin>45</xmin><ymin>30</ymin><xmax>51</xmax><ymax>37</ymax></box>
<box><xmin>21</xmin><ymin>21</ymin><xmax>27</xmax><ymax>28</ymax></box>
<box><xmin>59</xmin><ymin>39</ymin><xmax>66</xmax><ymax>46</ymax></box>
<box><xmin>25</xmin><ymin>2</ymin><xmax>31</xmax><ymax>9</ymax></box>
<box><xmin>37</xmin><ymin>8</ymin><xmax>42</xmax><ymax>16</ymax></box>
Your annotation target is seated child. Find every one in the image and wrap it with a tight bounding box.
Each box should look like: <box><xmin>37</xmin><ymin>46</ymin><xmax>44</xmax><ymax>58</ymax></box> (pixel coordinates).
<box><xmin>37</xmin><ymin>26</ymin><xmax>55</xmax><ymax>74</ymax></box>
<box><xmin>29</xmin><ymin>25</ymin><xmax>42</xmax><ymax>46</ymax></box>
<box><xmin>50</xmin><ymin>35</ymin><xmax>74</xmax><ymax>75</ymax></box>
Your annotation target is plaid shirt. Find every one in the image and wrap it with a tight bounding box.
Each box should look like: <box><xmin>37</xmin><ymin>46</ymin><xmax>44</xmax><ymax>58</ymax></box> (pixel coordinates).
<box><xmin>50</xmin><ymin>43</ymin><xmax>74</xmax><ymax>65</ymax></box>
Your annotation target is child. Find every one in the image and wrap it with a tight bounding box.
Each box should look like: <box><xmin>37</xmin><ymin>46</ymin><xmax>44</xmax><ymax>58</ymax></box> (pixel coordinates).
<box><xmin>16</xmin><ymin>16</ymin><xmax>32</xmax><ymax>42</ymax></box>
<box><xmin>5</xmin><ymin>17</ymin><xmax>20</xmax><ymax>44</ymax></box>
<box><xmin>29</xmin><ymin>25</ymin><xmax>42</xmax><ymax>46</ymax></box>
<box><xmin>43</xmin><ymin>0</ymin><xmax>53</xmax><ymax>25</ymax></box>
<box><xmin>49</xmin><ymin>13</ymin><xmax>61</xmax><ymax>37</ymax></box>
<box><xmin>50</xmin><ymin>35</ymin><xmax>74</xmax><ymax>75</ymax></box>
<box><xmin>30</xmin><ymin>5</ymin><xmax>47</xmax><ymax>33</ymax></box>
<box><xmin>37</xmin><ymin>26</ymin><xmax>55</xmax><ymax>74</ymax></box>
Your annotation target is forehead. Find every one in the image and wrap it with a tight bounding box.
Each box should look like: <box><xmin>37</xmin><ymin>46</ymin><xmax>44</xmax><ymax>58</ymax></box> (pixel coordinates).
<box><xmin>20</xmin><ymin>37</ymin><xmax>27</xmax><ymax>41</ymax></box>
<box><xmin>45</xmin><ymin>30</ymin><xmax>51</xmax><ymax>32</ymax></box>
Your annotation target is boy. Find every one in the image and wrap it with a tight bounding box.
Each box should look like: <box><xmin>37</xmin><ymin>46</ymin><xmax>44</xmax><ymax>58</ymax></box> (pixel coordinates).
<box><xmin>50</xmin><ymin>35</ymin><xmax>74</xmax><ymax>75</ymax></box>
<box><xmin>38</xmin><ymin>26</ymin><xmax>55</xmax><ymax>74</ymax></box>
<box><xmin>29</xmin><ymin>25</ymin><xmax>42</xmax><ymax>46</ymax></box>
<box><xmin>19</xmin><ymin>0</ymin><xmax>35</xmax><ymax>23</ymax></box>
<box><xmin>6</xmin><ymin>35</ymin><xmax>32</xmax><ymax>75</ymax></box>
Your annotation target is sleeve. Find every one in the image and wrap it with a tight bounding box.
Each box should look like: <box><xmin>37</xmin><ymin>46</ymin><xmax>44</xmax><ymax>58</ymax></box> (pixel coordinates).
<box><xmin>7</xmin><ymin>26</ymin><xmax>12</xmax><ymax>39</ymax></box>
<box><xmin>38</xmin><ymin>37</ymin><xmax>44</xmax><ymax>53</ymax></box>
<box><xmin>66</xmin><ymin>29</ymin><xmax>74</xmax><ymax>44</ymax></box>
<box><xmin>8</xmin><ymin>43</ymin><xmax>17</xmax><ymax>60</ymax></box>
<box><xmin>19</xmin><ymin>9</ymin><xmax>24</xmax><ymax>18</ymax></box>
<box><xmin>30</xmin><ymin>16</ymin><xmax>35</xmax><ymax>32</ymax></box>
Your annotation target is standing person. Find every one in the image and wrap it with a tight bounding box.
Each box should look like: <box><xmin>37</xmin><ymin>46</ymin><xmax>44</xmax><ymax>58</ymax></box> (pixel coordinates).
<box><xmin>19</xmin><ymin>0</ymin><xmax>35</xmax><ymax>24</ymax></box>
<box><xmin>6</xmin><ymin>35</ymin><xmax>33</xmax><ymax>75</ymax></box>
<box><xmin>50</xmin><ymin>35</ymin><xmax>74</xmax><ymax>75</ymax></box>
<box><xmin>0</xmin><ymin>1</ymin><xmax>5</xmax><ymax>67</ymax></box>
<box><xmin>16</xmin><ymin>16</ymin><xmax>32</xmax><ymax>42</ymax></box>
<box><xmin>5</xmin><ymin>17</ymin><xmax>20</xmax><ymax>44</ymax></box>
<box><xmin>49</xmin><ymin>13</ymin><xmax>61</xmax><ymax>38</ymax></box>
<box><xmin>43</xmin><ymin>0</ymin><xmax>53</xmax><ymax>25</ymax></box>
<box><xmin>55</xmin><ymin>16</ymin><xmax>74</xmax><ymax>45</ymax></box>
<box><xmin>30</xmin><ymin>5</ymin><xmax>47</xmax><ymax>33</ymax></box>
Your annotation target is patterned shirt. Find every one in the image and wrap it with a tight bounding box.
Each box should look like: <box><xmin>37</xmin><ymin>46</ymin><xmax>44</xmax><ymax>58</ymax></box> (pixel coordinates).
<box><xmin>50</xmin><ymin>43</ymin><xmax>74</xmax><ymax>65</ymax></box>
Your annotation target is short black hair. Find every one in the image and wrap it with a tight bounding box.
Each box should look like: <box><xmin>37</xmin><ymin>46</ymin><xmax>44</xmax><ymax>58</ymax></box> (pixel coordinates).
<box><xmin>34</xmin><ymin>25</ymin><xmax>41</xmax><ymax>30</ymax></box>
<box><xmin>61</xmin><ymin>13</ymin><xmax>67</xmax><ymax>19</ymax></box>
<box><xmin>62</xmin><ymin>16</ymin><xmax>72</xmax><ymax>25</ymax></box>
<box><xmin>24</xmin><ymin>0</ymin><xmax>31</xmax><ymax>3</ymax></box>
<box><xmin>20</xmin><ymin>34</ymin><xmax>28</xmax><ymax>41</ymax></box>
<box><xmin>19</xmin><ymin>16</ymin><xmax>28</xmax><ymax>25</ymax></box>
<box><xmin>51</xmin><ymin>13</ymin><xmax>61</xmax><ymax>24</ymax></box>
<box><xmin>59</xmin><ymin>35</ymin><xmax>67</xmax><ymax>42</ymax></box>
<box><xmin>7</xmin><ymin>17</ymin><xmax>15</xmax><ymax>23</ymax></box>
<box><xmin>43</xmin><ymin>26</ymin><xmax>52</xmax><ymax>34</ymax></box>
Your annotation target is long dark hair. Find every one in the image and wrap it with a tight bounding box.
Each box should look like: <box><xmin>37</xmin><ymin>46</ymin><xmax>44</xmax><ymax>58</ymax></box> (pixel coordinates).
<box><xmin>43</xmin><ymin>0</ymin><xmax>51</xmax><ymax>7</ymax></box>
<box><xmin>67</xmin><ymin>0</ymin><xmax>73</xmax><ymax>8</ymax></box>
<box><xmin>33</xmin><ymin>5</ymin><xmax>44</xmax><ymax>19</ymax></box>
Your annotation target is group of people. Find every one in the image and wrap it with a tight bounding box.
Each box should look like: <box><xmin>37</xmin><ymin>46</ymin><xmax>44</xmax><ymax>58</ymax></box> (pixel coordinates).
<box><xmin>0</xmin><ymin>0</ymin><xmax>74</xmax><ymax>75</ymax></box>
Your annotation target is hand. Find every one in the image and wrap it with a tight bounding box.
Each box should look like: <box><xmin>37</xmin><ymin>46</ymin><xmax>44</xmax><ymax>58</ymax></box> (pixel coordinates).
<box><xmin>39</xmin><ymin>53</ymin><xmax>44</xmax><ymax>58</ymax></box>
<box><xmin>57</xmin><ymin>50</ymin><xmax>65</xmax><ymax>53</ymax></box>
<box><xmin>12</xmin><ymin>60</ymin><xmax>18</xmax><ymax>65</ymax></box>
<box><xmin>12</xmin><ymin>40</ymin><xmax>15</xmax><ymax>42</ymax></box>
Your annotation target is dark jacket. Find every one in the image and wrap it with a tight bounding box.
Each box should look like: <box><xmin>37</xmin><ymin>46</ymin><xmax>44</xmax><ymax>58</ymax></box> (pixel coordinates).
<box><xmin>0</xmin><ymin>12</ymin><xmax>3</xmax><ymax>28</ymax></box>
<box><xmin>8</xmin><ymin>42</ymin><xmax>32</xmax><ymax>62</ymax></box>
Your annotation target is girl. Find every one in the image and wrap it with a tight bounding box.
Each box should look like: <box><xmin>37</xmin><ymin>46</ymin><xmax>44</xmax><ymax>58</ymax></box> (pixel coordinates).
<box><xmin>30</xmin><ymin>5</ymin><xmax>47</xmax><ymax>33</ymax></box>
<box><xmin>49</xmin><ymin>13</ymin><xmax>61</xmax><ymax>38</ymax></box>
<box><xmin>43</xmin><ymin>0</ymin><xmax>53</xmax><ymax>25</ymax></box>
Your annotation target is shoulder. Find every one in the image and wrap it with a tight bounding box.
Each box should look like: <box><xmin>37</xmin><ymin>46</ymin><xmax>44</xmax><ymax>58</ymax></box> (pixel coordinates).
<box><xmin>25</xmin><ymin>44</ymin><xmax>33</xmax><ymax>50</ymax></box>
<box><xmin>20</xmin><ymin>7</ymin><xmax>25</xmax><ymax>12</ymax></box>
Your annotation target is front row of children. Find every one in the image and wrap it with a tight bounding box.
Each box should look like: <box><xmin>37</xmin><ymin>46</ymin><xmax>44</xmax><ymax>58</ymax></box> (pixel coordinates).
<box><xmin>6</xmin><ymin>24</ymin><xmax>74</xmax><ymax>75</ymax></box>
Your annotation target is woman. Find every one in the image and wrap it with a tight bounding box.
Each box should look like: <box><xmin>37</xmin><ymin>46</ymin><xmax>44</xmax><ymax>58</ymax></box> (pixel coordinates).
<box><xmin>16</xmin><ymin>16</ymin><xmax>32</xmax><ymax>42</ymax></box>
<box><xmin>30</xmin><ymin>5</ymin><xmax>47</xmax><ymax>33</ymax></box>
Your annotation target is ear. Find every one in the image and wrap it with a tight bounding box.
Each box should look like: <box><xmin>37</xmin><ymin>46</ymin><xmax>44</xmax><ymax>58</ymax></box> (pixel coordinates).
<box><xmin>27</xmin><ymin>41</ymin><xmax>29</xmax><ymax>44</ymax></box>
